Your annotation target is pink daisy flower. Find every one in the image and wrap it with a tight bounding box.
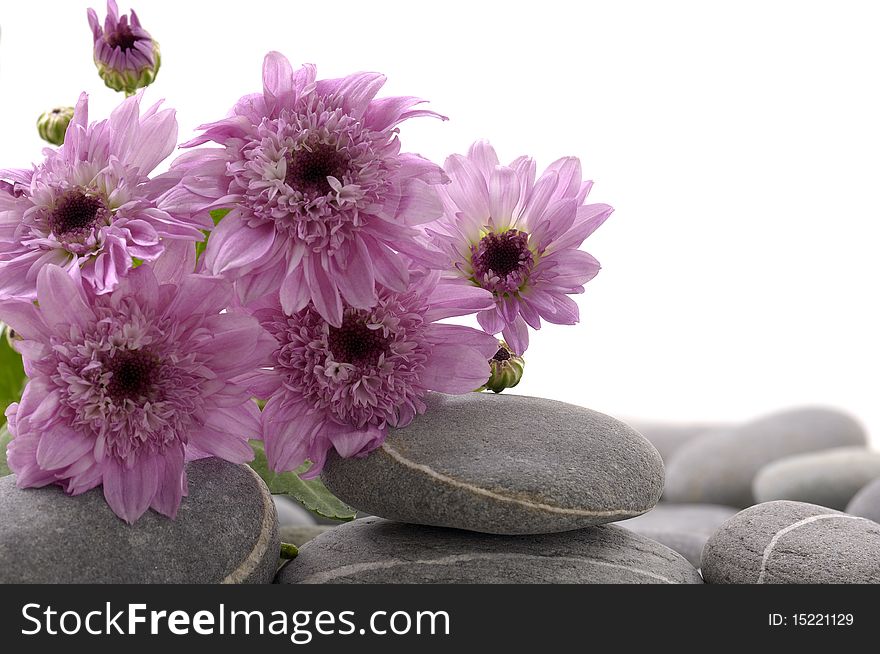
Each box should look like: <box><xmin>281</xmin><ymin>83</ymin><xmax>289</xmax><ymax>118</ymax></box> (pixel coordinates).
<box><xmin>251</xmin><ymin>271</ymin><xmax>497</xmax><ymax>478</ymax></box>
<box><xmin>428</xmin><ymin>141</ymin><xmax>614</xmax><ymax>355</ymax></box>
<box><xmin>0</xmin><ymin>92</ymin><xmax>208</xmax><ymax>299</ymax></box>
<box><xmin>165</xmin><ymin>51</ymin><xmax>448</xmax><ymax>327</ymax></box>
<box><xmin>0</xmin><ymin>264</ymin><xmax>276</xmax><ymax>523</ymax></box>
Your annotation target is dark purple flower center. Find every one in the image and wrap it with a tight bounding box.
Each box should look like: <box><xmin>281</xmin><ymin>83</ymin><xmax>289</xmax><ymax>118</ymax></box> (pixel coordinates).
<box><xmin>106</xmin><ymin>349</ymin><xmax>159</xmax><ymax>402</ymax></box>
<box><xmin>106</xmin><ymin>26</ymin><xmax>140</xmax><ymax>51</ymax></box>
<box><xmin>327</xmin><ymin>316</ymin><xmax>390</xmax><ymax>366</ymax></box>
<box><xmin>285</xmin><ymin>144</ymin><xmax>350</xmax><ymax>196</ymax></box>
<box><xmin>492</xmin><ymin>347</ymin><xmax>512</xmax><ymax>362</ymax></box>
<box><xmin>471</xmin><ymin>230</ymin><xmax>533</xmax><ymax>293</ymax></box>
<box><xmin>49</xmin><ymin>190</ymin><xmax>106</xmax><ymax>239</ymax></box>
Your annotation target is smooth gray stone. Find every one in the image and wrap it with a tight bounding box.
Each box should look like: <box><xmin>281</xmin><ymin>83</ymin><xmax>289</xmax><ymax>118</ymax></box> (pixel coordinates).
<box><xmin>321</xmin><ymin>393</ymin><xmax>664</xmax><ymax>535</ymax></box>
<box><xmin>753</xmin><ymin>447</ymin><xmax>880</xmax><ymax>510</ymax></box>
<box><xmin>702</xmin><ymin>500</ymin><xmax>880</xmax><ymax>584</ymax></box>
<box><xmin>664</xmin><ymin>407</ymin><xmax>867</xmax><ymax>508</ymax></box>
<box><xmin>618</xmin><ymin>503</ymin><xmax>739</xmax><ymax>567</ymax></box>
<box><xmin>625</xmin><ymin>421</ymin><xmax>729</xmax><ymax>462</ymax></box>
<box><xmin>276</xmin><ymin>517</ymin><xmax>703</xmax><ymax>584</ymax></box>
<box><xmin>279</xmin><ymin>525</ymin><xmax>334</xmax><ymax>547</ymax></box>
<box><xmin>273</xmin><ymin>496</ymin><xmax>318</xmax><ymax>526</ymax></box>
<box><xmin>0</xmin><ymin>458</ymin><xmax>279</xmax><ymax>584</ymax></box>
<box><xmin>847</xmin><ymin>479</ymin><xmax>880</xmax><ymax>522</ymax></box>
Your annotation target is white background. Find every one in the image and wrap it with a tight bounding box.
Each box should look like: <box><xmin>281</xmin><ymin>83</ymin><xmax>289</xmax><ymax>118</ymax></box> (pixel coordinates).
<box><xmin>1</xmin><ymin>1</ymin><xmax>878</xmax><ymax>444</ymax></box>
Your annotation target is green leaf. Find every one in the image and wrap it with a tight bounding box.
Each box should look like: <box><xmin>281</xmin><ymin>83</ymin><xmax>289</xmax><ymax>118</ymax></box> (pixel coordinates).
<box><xmin>0</xmin><ymin>323</ymin><xmax>26</xmax><ymax>428</ymax></box>
<box><xmin>248</xmin><ymin>440</ymin><xmax>356</xmax><ymax>521</ymax></box>
<box><xmin>195</xmin><ymin>208</ymin><xmax>233</xmax><ymax>261</ymax></box>
<box><xmin>0</xmin><ymin>424</ymin><xmax>12</xmax><ymax>478</ymax></box>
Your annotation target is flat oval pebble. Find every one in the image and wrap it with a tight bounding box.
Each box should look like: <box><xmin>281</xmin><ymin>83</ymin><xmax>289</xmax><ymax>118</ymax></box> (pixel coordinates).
<box><xmin>847</xmin><ymin>479</ymin><xmax>880</xmax><ymax>522</ymax></box>
<box><xmin>664</xmin><ymin>407</ymin><xmax>866</xmax><ymax>507</ymax></box>
<box><xmin>321</xmin><ymin>393</ymin><xmax>664</xmax><ymax>535</ymax></box>
<box><xmin>0</xmin><ymin>458</ymin><xmax>279</xmax><ymax>584</ymax></box>
<box><xmin>618</xmin><ymin>503</ymin><xmax>738</xmax><ymax>568</ymax></box>
<box><xmin>276</xmin><ymin>517</ymin><xmax>703</xmax><ymax>584</ymax></box>
<box><xmin>625</xmin><ymin>421</ymin><xmax>729</xmax><ymax>463</ymax></box>
<box><xmin>753</xmin><ymin>447</ymin><xmax>880</xmax><ymax>510</ymax></box>
<box><xmin>702</xmin><ymin>500</ymin><xmax>880</xmax><ymax>584</ymax></box>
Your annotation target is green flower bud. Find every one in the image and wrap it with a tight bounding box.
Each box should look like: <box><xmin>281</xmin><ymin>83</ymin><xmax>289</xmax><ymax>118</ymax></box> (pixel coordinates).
<box><xmin>36</xmin><ymin>106</ymin><xmax>75</xmax><ymax>146</ymax></box>
<box><xmin>480</xmin><ymin>341</ymin><xmax>525</xmax><ymax>393</ymax></box>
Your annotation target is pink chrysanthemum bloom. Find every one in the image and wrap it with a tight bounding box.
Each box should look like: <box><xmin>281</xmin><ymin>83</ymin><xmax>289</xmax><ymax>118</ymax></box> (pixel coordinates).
<box><xmin>0</xmin><ymin>92</ymin><xmax>207</xmax><ymax>300</ymax></box>
<box><xmin>428</xmin><ymin>141</ymin><xmax>614</xmax><ymax>355</ymax></box>
<box><xmin>0</xmin><ymin>264</ymin><xmax>275</xmax><ymax>523</ymax></box>
<box><xmin>166</xmin><ymin>51</ymin><xmax>448</xmax><ymax>326</ymax></box>
<box><xmin>88</xmin><ymin>0</ymin><xmax>161</xmax><ymax>95</ymax></box>
<box><xmin>251</xmin><ymin>271</ymin><xmax>497</xmax><ymax>477</ymax></box>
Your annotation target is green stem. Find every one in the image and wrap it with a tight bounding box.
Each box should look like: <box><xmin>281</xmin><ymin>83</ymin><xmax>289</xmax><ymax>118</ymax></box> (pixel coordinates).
<box><xmin>280</xmin><ymin>542</ymin><xmax>299</xmax><ymax>560</ymax></box>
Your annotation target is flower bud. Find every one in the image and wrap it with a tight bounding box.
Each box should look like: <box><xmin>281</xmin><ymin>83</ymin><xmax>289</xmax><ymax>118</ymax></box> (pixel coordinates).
<box><xmin>88</xmin><ymin>1</ymin><xmax>160</xmax><ymax>95</ymax></box>
<box><xmin>36</xmin><ymin>107</ymin><xmax>75</xmax><ymax>146</ymax></box>
<box><xmin>480</xmin><ymin>341</ymin><xmax>525</xmax><ymax>393</ymax></box>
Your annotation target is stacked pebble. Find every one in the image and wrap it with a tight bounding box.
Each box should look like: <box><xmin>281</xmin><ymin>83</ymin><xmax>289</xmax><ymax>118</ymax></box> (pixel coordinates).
<box><xmin>629</xmin><ymin>407</ymin><xmax>880</xmax><ymax>583</ymax></box>
<box><xmin>276</xmin><ymin>392</ymin><xmax>703</xmax><ymax>584</ymax></box>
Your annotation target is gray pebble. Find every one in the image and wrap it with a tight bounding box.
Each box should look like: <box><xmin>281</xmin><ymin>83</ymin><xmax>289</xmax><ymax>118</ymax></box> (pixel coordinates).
<box><xmin>276</xmin><ymin>517</ymin><xmax>703</xmax><ymax>584</ymax></box>
<box><xmin>321</xmin><ymin>393</ymin><xmax>664</xmax><ymax>535</ymax></box>
<box><xmin>702</xmin><ymin>500</ymin><xmax>880</xmax><ymax>584</ymax></box>
<box><xmin>0</xmin><ymin>458</ymin><xmax>279</xmax><ymax>583</ymax></box>
<box><xmin>664</xmin><ymin>407</ymin><xmax>866</xmax><ymax>507</ymax></box>
<box><xmin>753</xmin><ymin>447</ymin><xmax>880</xmax><ymax>510</ymax></box>
<box><xmin>846</xmin><ymin>478</ymin><xmax>880</xmax><ymax>522</ymax></box>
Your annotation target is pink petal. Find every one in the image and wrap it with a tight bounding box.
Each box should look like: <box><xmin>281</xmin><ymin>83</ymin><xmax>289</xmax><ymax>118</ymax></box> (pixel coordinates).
<box><xmin>131</xmin><ymin>106</ymin><xmax>178</xmax><ymax>175</ymax></box>
<box><xmin>550</xmin><ymin>203</ymin><xmax>614</xmax><ymax>252</ymax></box>
<box><xmin>546</xmin><ymin>156</ymin><xmax>583</xmax><ymax>201</ymax></box>
<box><xmin>36</xmin><ymin>265</ymin><xmax>95</xmax><ymax>331</ymax></box>
<box><xmin>501</xmin><ymin>315</ymin><xmax>529</xmax><ymax>355</ymax></box>
<box><xmin>304</xmin><ymin>256</ymin><xmax>343</xmax><ymax>326</ymax></box>
<box><xmin>262</xmin><ymin>51</ymin><xmax>295</xmax><ymax>108</ymax></box>
<box><xmin>103</xmin><ymin>456</ymin><xmax>160</xmax><ymax>524</ymax></box>
<box><xmin>204</xmin><ymin>210</ymin><xmax>277</xmax><ymax>276</ymax></box>
<box><xmin>394</xmin><ymin>178</ymin><xmax>444</xmax><ymax>225</ymax></box>
<box><xmin>529</xmin><ymin>198</ymin><xmax>578</xmax><ymax>251</ymax></box>
<box><xmin>487</xmin><ymin>166</ymin><xmax>520</xmax><ymax>230</ymax></box>
<box><xmin>467</xmin><ymin>140</ymin><xmax>500</xmax><ymax>175</ymax></box>
<box><xmin>426</xmin><ymin>323</ymin><xmax>499</xmax><ymax>357</ymax></box>
<box><xmin>163</xmin><ymin>273</ymin><xmax>232</xmax><ymax>320</ymax></box>
<box><xmin>323</xmin><ymin>421</ymin><xmax>385</xmax><ymax>459</ymax></box>
<box><xmin>444</xmin><ymin>154</ymin><xmax>491</xmax><ymax>224</ymax></box>
<box><xmin>332</xmin><ymin>239</ymin><xmax>376</xmax><ymax>310</ymax></box>
<box><xmin>424</xmin><ymin>282</ymin><xmax>494</xmax><ymax>321</ymax></box>
<box><xmin>279</xmin><ymin>267</ymin><xmax>309</xmax><ymax>315</ymax></box>
<box><xmin>329</xmin><ymin>72</ymin><xmax>387</xmax><ymax>117</ymax></box>
<box><xmin>0</xmin><ymin>298</ymin><xmax>49</xmax><ymax>340</ymax></box>
<box><xmin>205</xmin><ymin>402</ymin><xmax>262</xmax><ymax>440</ymax></box>
<box><xmin>150</xmin><ymin>443</ymin><xmax>186</xmax><ymax>518</ymax></box>
<box><xmin>151</xmin><ymin>238</ymin><xmax>196</xmax><ymax>284</ymax></box>
<box><xmin>365</xmin><ymin>237</ymin><xmax>409</xmax><ymax>292</ymax></box>
<box><xmin>421</xmin><ymin>342</ymin><xmax>493</xmax><ymax>393</ymax></box>
<box><xmin>263</xmin><ymin>399</ymin><xmax>321</xmax><ymax>473</ymax></box>
<box><xmin>520</xmin><ymin>170</ymin><xmax>559</xmax><ymax>229</ymax></box>
<box><xmin>477</xmin><ymin>307</ymin><xmax>506</xmax><ymax>335</ymax></box>
<box><xmin>188</xmin><ymin>425</ymin><xmax>254</xmax><ymax>464</ymax></box>
<box><xmin>544</xmin><ymin>249</ymin><xmax>601</xmax><ymax>289</ymax></box>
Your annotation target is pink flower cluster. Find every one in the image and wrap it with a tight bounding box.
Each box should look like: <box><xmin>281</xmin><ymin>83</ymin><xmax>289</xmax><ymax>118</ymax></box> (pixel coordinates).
<box><xmin>0</xmin><ymin>43</ymin><xmax>610</xmax><ymax>522</ymax></box>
